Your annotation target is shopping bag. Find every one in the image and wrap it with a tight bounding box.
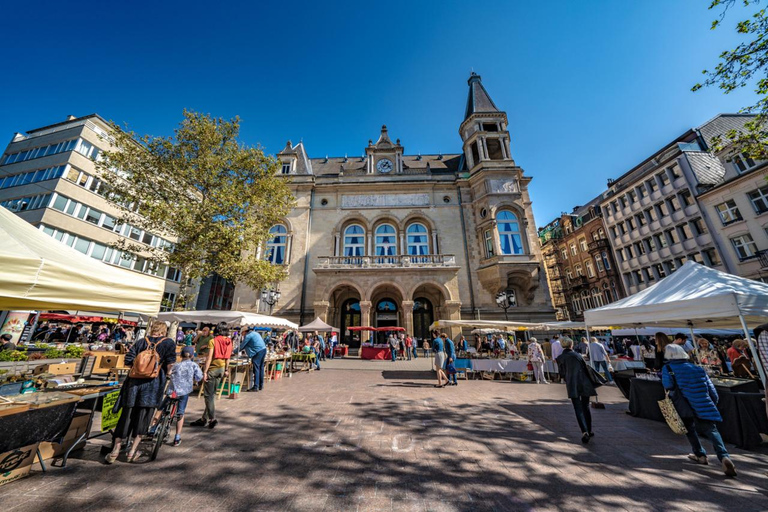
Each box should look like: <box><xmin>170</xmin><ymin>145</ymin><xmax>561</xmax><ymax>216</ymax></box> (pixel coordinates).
<box><xmin>658</xmin><ymin>391</ymin><xmax>688</xmax><ymax>435</ymax></box>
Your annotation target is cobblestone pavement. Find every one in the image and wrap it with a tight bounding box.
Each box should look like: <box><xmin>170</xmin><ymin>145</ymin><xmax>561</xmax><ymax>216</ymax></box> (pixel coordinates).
<box><xmin>3</xmin><ymin>358</ymin><xmax>768</xmax><ymax>511</ymax></box>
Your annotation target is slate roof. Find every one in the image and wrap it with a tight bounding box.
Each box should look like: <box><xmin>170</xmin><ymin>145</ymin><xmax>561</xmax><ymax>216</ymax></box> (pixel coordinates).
<box><xmin>696</xmin><ymin>113</ymin><xmax>754</xmax><ymax>150</ymax></box>
<box><xmin>683</xmin><ymin>151</ymin><xmax>726</xmax><ymax>187</ymax></box>
<box><xmin>464</xmin><ymin>73</ymin><xmax>499</xmax><ymax>120</ymax></box>
<box><xmin>308</xmin><ymin>153</ymin><xmax>463</xmax><ymax>176</ymax></box>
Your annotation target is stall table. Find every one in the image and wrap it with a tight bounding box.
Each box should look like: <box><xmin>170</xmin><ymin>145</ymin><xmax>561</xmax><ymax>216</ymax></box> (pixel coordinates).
<box><xmin>628</xmin><ymin>376</ymin><xmax>767</xmax><ymax>448</ymax></box>
<box><xmin>360</xmin><ymin>346</ymin><xmax>391</xmax><ymax>360</ymax></box>
<box><xmin>291</xmin><ymin>353</ymin><xmax>316</xmax><ymax>372</ymax></box>
<box><xmin>333</xmin><ymin>346</ymin><xmax>349</xmax><ymax>358</ymax></box>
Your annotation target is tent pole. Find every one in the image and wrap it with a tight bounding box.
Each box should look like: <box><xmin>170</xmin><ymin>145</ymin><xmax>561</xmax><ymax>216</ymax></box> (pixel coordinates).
<box><xmin>738</xmin><ymin>312</ymin><xmax>766</xmax><ymax>385</ymax></box>
<box><xmin>688</xmin><ymin>325</ymin><xmax>697</xmax><ymax>349</ymax></box>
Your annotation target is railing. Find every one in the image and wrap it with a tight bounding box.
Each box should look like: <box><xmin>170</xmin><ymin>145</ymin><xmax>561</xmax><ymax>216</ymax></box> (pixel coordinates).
<box><xmin>569</xmin><ymin>275</ymin><xmax>589</xmax><ymax>288</ymax></box>
<box><xmin>315</xmin><ymin>254</ymin><xmax>457</xmax><ymax>269</ymax></box>
<box><xmin>588</xmin><ymin>238</ymin><xmax>610</xmax><ymax>252</ymax></box>
<box><xmin>757</xmin><ymin>250</ymin><xmax>768</xmax><ymax>269</ymax></box>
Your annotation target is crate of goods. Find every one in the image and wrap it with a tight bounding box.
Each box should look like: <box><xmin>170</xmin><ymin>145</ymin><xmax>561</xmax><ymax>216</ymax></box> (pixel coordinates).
<box><xmin>98</xmin><ymin>354</ymin><xmax>125</xmax><ymax>370</ymax></box>
<box><xmin>33</xmin><ymin>362</ymin><xmax>77</xmax><ymax>376</ymax></box>
<box><xmin>0</xmin><ymin>443</ymin><xmax>39</xmax><ymax>487</ymax></box>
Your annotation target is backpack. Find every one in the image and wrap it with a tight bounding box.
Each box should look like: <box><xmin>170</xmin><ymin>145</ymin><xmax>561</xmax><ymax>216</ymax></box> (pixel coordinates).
<box><xmin>129</xmin><ymin>337</ymin><xmax>166</xmax><ymax>379</ymax></box>
<box><xmin>212</xmin><ymin>336</ymin><xmax>233</xmax><ymax>360</ymax></box>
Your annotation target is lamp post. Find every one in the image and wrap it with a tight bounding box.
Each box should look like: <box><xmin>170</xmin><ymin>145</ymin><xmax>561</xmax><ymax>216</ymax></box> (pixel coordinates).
<box><xmin>495</xmin><ymin>290</ymin><xmax>516</xmax><ymax>321</ymax></box>
<box><xmin>260</xmin><ymin>287</ymin><xmax>281</xmax><ymax>315</ymax></box>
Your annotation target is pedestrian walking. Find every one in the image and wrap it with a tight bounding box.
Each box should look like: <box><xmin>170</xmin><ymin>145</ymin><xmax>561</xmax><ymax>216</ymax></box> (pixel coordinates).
<box><xmin>423</xmin><ymin>339</ymin><xmax>430</xmax><ymax>358</ymax></box>
<box><xmin>409</xmin><ymin>334</ymin><xmax>417</xmax><ymax>359</ymax></box>
<box><xmin>106</xmin><ymin>321</ymin><xmax>176</xmax><ymax>463</ymax></box>
<box><xmin>432</xmin><ymin>334</ymin><xmax>447</xmax><ymax>387</ymax></box>
<box><xmin>443</xmin><ymin>333</ymin><xmax>458</xmax><ymax>386</ymax></box>
<box><xmin>316</xmin><ymin>331</ymin><xmax>326</xmax><ymax>361</ymax></box>
<box><xmin>662</xmin><ymin>344</ymin><xmax>737</xmax><ymax>477</ymax></box>
<box><xmin>405</xmin><ymin>335</ymin><xmax>412</xmax><ymax>360</ymax></box>
<box><xmin>388</xmin><ymin>334</ymin><xmax>398</xmax><ymax>362</ymax></box>
<box><xmin>527</xmin><ymin>337</ymin><xmax>548</xmax><ymax>384</ymax></box>
<box><xmin>240</xmin><ymin>327</ymin><xmax>267</xmax><ymax>392</ymax></box>
<box><xmin>589</xmin><ymin>337</ymin><xmax>614</xmax><ymax>383</ymax></box>
<box><xmin>191</xmin><ymin>325</ymin><xmax>232</xmax><ymax>429</ymax></box>
<box><xmin>555</xmin><ymin>338</ymin><xmax>596</xmax><ymax>444</ymax></box>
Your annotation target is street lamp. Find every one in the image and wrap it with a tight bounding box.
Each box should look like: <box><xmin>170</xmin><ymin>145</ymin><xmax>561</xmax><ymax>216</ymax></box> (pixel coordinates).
<box><xmin>495</xmin><ymin>290</ymin><xmax>516</xmax><ymax>321</ymax></box>
<box><xmin>260</xmin><ymin>287</ymin><xmax>281</xmax><ymax>315</ymax></box>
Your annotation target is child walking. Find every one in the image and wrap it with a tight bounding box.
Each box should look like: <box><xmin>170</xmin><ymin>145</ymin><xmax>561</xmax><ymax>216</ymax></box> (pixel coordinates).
<box><xmin>150</xmin><ymin>346</ymin><xmax>202</xmax><ymax>446</ymax></box>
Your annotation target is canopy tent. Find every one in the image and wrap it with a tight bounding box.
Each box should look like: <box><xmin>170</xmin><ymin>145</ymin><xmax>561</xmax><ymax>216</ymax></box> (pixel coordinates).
<box><xmin>611</xmin><ymin>327</ymin><xmax>745</xmax><ymax>337</ymax></box>
<box><xmin>154</xmin><ymin>310</ymin><xmax>298</xmax><ymax>330</ymax></box>
<box><xmin>584</xmin><ymin>261</ymin><xmax>768</xmax><ymax>383</ymax></box>
<box><xmin>0</xmin><ymin>206</ymin><xmax>164</xmax><ymax>315</ymax></box>
<box><xmin>429</xmin><ymin>319</ymin><xmax>610</xmax><ymax>332</ymax></box>
<box><xmin>471</xmin><ymin>328</ymin><xmax>508</xmax><ymax>335</ymax></box>
<box><xmin>298</xmin><ymin>317</ymin><xmax>339</xmax><ymax>332</ymax></box>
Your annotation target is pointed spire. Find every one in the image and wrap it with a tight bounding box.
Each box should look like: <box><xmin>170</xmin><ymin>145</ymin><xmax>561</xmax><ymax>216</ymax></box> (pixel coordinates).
<box><xmin>375</xmin><ymin>125</ymin><xmax>393</xmax><ymax>146</ymax></box>
<box><xmin>464</xmin><ymin>72</ymin><xmax>499</xmax><ymax>120</ymax></box>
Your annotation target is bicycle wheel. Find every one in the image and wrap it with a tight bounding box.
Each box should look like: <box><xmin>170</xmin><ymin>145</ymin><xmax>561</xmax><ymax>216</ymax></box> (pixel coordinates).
<box><xmin>150</xmin><ymin>413</ymin><xmax>170</xmax><ymax>461</ymax></box>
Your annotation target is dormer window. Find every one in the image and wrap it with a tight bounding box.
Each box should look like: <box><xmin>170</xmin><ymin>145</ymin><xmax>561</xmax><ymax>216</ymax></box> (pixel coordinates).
<box><xmin>281</xmin><ymin>162</ymin><xmax>292</xmax><ymax>174</ymax></box>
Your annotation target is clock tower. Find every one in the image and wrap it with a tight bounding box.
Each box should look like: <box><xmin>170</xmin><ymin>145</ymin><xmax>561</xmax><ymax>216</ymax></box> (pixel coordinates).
<box><xmin>365</xmin><ymin>125</ymin><xmax>404</xmax><ymax>174</ymax></box>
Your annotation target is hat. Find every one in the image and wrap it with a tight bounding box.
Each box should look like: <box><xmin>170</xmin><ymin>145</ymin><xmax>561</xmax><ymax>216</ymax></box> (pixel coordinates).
<box><xmin>181</xmin><ymin>346</ymin><xmax>195</xmax><ymax>357</ymax></box>
<box><xmin>529</xmin><ymin>337</ymin><xmax>537</xmax><ymax>343</ymax></box>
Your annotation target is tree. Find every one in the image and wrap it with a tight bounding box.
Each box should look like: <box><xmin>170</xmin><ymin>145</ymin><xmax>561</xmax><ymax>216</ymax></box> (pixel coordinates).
<box><xmin>694</xmin><ymin>0</ymin><xmax>768</xmax><ymax>158</ymax></box>
<box><xmin>97</xmin><ymin>110</ymin><xmax>294</xmax><ymax>310</ymax></box>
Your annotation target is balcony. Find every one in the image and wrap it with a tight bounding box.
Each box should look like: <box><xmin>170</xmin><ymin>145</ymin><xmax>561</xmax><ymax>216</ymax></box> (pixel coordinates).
<box><xmin>758</xmin><ymin>250</ymin><xmax>768</xmax><ymax>269</ymax></box>
<box><xmin>569</xmin><ymin>275</ymin><xmax>589</xmax><ymax>289</ymax></box>
<box><xmin>587</xmin><ymin>238</ymin><xmax>610</xmax><ymax>253</ymax></box>
<box><xmin>314</xmin><ymin>254</ymin><xmax>458</xmax><ymax>270</ymax></box>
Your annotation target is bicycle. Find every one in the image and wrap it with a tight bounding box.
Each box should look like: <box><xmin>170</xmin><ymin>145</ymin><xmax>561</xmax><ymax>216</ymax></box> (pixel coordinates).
<box><xmin>149</xmin><ymin>391</ymin><xmax>180</xmax><ymax>461</ymax></box>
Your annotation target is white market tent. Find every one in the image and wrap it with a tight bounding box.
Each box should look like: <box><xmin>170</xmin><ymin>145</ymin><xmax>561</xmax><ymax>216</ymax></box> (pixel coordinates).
<box><xmin>584</xmin><ymin>261</ymin><xmax>768</xmax><ymax>382</ymax></box>
<box><xmin>298</xmin><ymin>317</ymin><xmax>339</xmax><ymax>332</ymax></box>
<box><xmin>0</xmin><ymin>205</ymin><xmax>164</xmax><ymax>315</ymax></box>
<box><xmin>154</xmin><ymin>309</ymin><xmax>298</xmax><ymax>330</ymax></box>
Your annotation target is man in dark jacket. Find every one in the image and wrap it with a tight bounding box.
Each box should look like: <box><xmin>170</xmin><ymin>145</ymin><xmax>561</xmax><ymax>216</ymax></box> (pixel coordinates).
<box><xmin>556</xmin><ymin>338</ymin><xmax>597</xmax><ymax>444</ymax></box>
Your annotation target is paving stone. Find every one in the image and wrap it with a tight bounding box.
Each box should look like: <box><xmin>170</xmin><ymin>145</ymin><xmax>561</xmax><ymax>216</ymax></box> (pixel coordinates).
<box><xmin>3</xmin><ymin>360</ymin><xmax>768</xmax><ymax>511</ymax></box>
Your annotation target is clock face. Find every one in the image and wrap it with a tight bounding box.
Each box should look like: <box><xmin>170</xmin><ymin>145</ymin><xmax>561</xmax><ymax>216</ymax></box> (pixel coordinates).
<box><xmin>376</xmin><ymin>158</ymin><xmax>394</xmax><ymax>173</ymax></box>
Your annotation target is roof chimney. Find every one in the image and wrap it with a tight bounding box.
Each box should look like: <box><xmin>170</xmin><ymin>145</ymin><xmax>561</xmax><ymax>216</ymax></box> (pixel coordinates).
<box><xmin>66</xmin><ymin>115</ymin><xmax>77</xmax><ymax>121</ymax></box>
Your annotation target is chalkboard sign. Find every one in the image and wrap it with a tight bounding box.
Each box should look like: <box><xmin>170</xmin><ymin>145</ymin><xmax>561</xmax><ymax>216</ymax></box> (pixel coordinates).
<box><xmin>0</xmin><ymin>402</ymin><xmax>78</xmax><ymax>453</ymax></box>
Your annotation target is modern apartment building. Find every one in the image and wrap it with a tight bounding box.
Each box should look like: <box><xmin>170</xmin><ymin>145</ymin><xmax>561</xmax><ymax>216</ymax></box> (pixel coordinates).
<box><xmin>0</xmin><ymin>114</ymin><xmax>191</xmax><ymax>313</ymax></box>
<box><xmin>538</xmin><ymin>199</ymin><xmax>625</xmax><ymax>321</ymax></box>
<box><xmin>598</xmin><ymin>115</ymin><xmax>753</xmax><ymax>295</ymax></box>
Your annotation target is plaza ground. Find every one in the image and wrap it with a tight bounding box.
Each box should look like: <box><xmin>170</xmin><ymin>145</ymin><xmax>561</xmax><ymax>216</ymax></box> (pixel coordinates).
<box><xmin>3</xmin><ymin>357</ymin><xmax>768</xmax><ymax>512</ymax></box>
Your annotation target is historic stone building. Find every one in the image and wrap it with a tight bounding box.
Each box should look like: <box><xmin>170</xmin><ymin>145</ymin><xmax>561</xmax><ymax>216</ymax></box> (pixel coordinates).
<box><xmin>538</xmin><ymin>199</ymin><xmax>626</xmax><ymax>321</ymax></box>
<box><xmin>232</xmin><ymin>73</ymin><xmax>554</xmax><ymax>345</ymax></box>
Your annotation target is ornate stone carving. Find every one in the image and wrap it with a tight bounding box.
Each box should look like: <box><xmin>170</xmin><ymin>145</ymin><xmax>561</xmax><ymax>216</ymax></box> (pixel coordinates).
<box><xmin>487</xmin><ymin>179</ymin><xmax>519</xmax><ymax>194</ymax></box>
<box><xmin>341</xmin><ymin>193</ymin><xmax>430</xmax><ymax>208</ymax></box>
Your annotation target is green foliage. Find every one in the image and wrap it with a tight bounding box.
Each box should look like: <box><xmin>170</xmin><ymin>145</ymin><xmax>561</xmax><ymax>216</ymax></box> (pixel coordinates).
<box><xmin>97</xmin><ymin>110</ymin><xmax>295</xmax><ymax>305</ymax></box>
<box><xmin>44</xmin><ymin>348</ymin><xmax>65</xmax><ymax>359</ymax></box>
<box><xmin>0</xmin><ymin>350</ymin><xmax>29</xmax><ymax>362</ymax></box>
<box><xmin>694</xmin><ymin>0</ymin><xmax>768</xmax><ymax>158</ymax></box>
<box><xmin>64</xmin><ymin>345</ymin><xmax>85</xmax><ymax>359</ymax></box>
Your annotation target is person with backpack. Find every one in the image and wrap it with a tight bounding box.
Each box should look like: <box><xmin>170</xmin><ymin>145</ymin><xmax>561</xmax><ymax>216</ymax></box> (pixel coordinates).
<box><xmin>191</xmin><ymin>325</ymin><xmax>233</xmax><ymax>429</ymax></box>
<box><xmin>105</xmin><ymin>321</ymin><xmax>176</xmax><ymax>463</ymax></box>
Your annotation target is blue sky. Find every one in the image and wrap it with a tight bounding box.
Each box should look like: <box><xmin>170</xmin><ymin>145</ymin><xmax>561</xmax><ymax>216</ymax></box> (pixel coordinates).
<box><xmin>0</xmin><ymin>1</ymin><xmax>759</xmax><ymax>223</ymax></box>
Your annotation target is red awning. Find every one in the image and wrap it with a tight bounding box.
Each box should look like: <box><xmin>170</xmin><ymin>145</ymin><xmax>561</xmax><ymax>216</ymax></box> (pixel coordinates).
<box><xmin>37</xmin><ymin>313</ymin><xmax>137</xmax><ymax>326</ymax></box>
<box><xmin>347</xmin><ymin>326</ymin><xmax>376</xmax><ymax>332</ymax></box>
<box><xmin>375</xmin><ymin>326</ymin><xmax>405</xmax><ymax>332</ymax></box>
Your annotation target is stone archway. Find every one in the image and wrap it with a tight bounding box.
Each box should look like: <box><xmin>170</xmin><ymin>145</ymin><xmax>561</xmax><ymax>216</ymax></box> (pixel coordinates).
<box><xmin>368</xmin><ymin>283</ymin><xmax>405</xmax><ymax>344</ymax></box>
<box><xmin>410</xmin><ymin>283</ymin><xmax>449</xmax><ymax>342</ymax></box>
<box><xmin>327</xmin><ymin>284</ymin><xmax>363</xmax><ymax>348</ymax></box>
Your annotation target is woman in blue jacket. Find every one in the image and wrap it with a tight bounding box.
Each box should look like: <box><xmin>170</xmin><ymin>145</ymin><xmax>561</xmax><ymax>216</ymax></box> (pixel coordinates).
<box><xmin>662</xmin><ymin>344</ymin><xmax>737</xmax><ymax>477</ymax></box>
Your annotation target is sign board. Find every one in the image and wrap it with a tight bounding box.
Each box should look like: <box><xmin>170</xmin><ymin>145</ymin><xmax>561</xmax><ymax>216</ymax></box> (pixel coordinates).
<box><xmin>0</xmin><ymin>311</ymin><xmax>31</xmax><ymax>345</ymax></box>
<box><xmin>101</xmin><ymin>390</ymin><xmax>122</xmax><ymax>432</ymax></box>
<box><xmin>0</xmin><ymin>443</ymin><xmax>38</xmax><ymax>487</ymax></box>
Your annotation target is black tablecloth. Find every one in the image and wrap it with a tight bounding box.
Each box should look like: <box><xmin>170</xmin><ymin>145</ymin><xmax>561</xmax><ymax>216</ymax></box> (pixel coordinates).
<box><xmin>614</xmin><ymin>370</ymin><xmax>642</xmax><ymax>400</ymax></box>
<box><xmin>0</xmin><ymin>401</ymin><xmax>78</xmax><ymax>452</ymax></box>
<box><xmin>628</xmin><ymin>378</ymin><xmax>768</xmax><ymax>449</ymax></box>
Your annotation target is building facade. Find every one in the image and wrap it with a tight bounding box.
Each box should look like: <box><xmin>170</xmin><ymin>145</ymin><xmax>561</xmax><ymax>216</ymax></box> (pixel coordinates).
<box><xmin>0</xmin><ymin>114</ymin><xmax>189</xmax><ymax>313</ymax></box>
<box><xmin>232</xmin><ymin>74</ymin><xmax>555</xmax><ymax>344</ymax></box>
<box><xmin>697</xmin><ymin>144</ymin><xmax>768</xmax><ymax>281</ymax></box>
<box><xmin>539</xmin><ymin>200</ymin><xmax>625</xmax><ymax>321</ymax></box>
<box><xmin>597</xmin><ymin>115</ymin><xmax>754</xmax><ymax>296</ymax></box>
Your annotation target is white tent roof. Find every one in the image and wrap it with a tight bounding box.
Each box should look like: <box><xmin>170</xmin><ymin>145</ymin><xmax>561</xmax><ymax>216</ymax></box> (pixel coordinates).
<box><xmin>154</xmin><ymin>310</ymin><xmax>298</xmax><ymax>330</ymax></box>
<box><xmin>298</xmin><ymin>317</ymin><xmax>338</xmax><ymax>332</ymax></box>
<box><xmin>0</xmin><ymin>206</ymin><xmax>164</xmax><ymax>315</ymax></box>
<box><xmin>584</xmin><ymin>261</ymin><xmax>768</xmax><ymax>328</ymax></box>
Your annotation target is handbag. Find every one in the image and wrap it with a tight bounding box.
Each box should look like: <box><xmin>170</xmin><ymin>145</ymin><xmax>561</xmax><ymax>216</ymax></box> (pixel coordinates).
<box><xmin>526</xmin><ymin>362</ymin><xmax>533</xmax><ymax>371</ymax></box>
<box><xmin>581</xmin><ymin>358</ymin><xmax>606</xmax><ymax>388</ymax></box>
<box><xmin>657</xmin><ymin>365</ymin><xmax>692</xmax><ymax>435</ymax></box>
<box><xmin>665</xmin><ymin>365</ymin><xmax>695</xmax><ymax>420</ymax></box>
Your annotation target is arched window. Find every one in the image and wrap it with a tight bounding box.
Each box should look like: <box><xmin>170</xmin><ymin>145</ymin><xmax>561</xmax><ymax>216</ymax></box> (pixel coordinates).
<box><xmin>265</xmin><ymin>224</ymin><xmax>287</xmax><ymax>264</ymax></box>
<box><xmin>406</xmin><ymin>223</ymin><xmax>429</xmax><ymax>255</ymax></box>
<box><xmin>375</xmin><ymin>224</ymin><xmax>397</xmax><ymax>256</ymax></box>
<box><xmin>496</xmin><ymin>210</ymin><xmax>524</xmax><ymax>255</ymax></box>
<box><xmin>343</xmin><ymin>225</ymin><xmax>365</xmax><ymax>257</ymax></box>
<box><xmin>603</xmin><ymin>282</ymin><xmax>611</xmax><ymax>305</ymax></box>
<box><xmin>581</xmin><ymin>289</ymin><xmax>591</xmax><ymax>310</ymax></box>
<box><xmin>592</xmin><ymin>288</ymin><xmax>603</xmax><ymax>308</ymax></box>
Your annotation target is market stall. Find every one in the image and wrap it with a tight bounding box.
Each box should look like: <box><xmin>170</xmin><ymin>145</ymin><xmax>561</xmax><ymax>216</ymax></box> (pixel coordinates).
<box><xmin>0</xmin><ymin>206</ymin><xmax>164</xmax><ymax>315</ymax></box>
<box><xmin>154</xmin><ymin>310</ymin><xmax>298</xmax><ymax>330</ymax></box>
